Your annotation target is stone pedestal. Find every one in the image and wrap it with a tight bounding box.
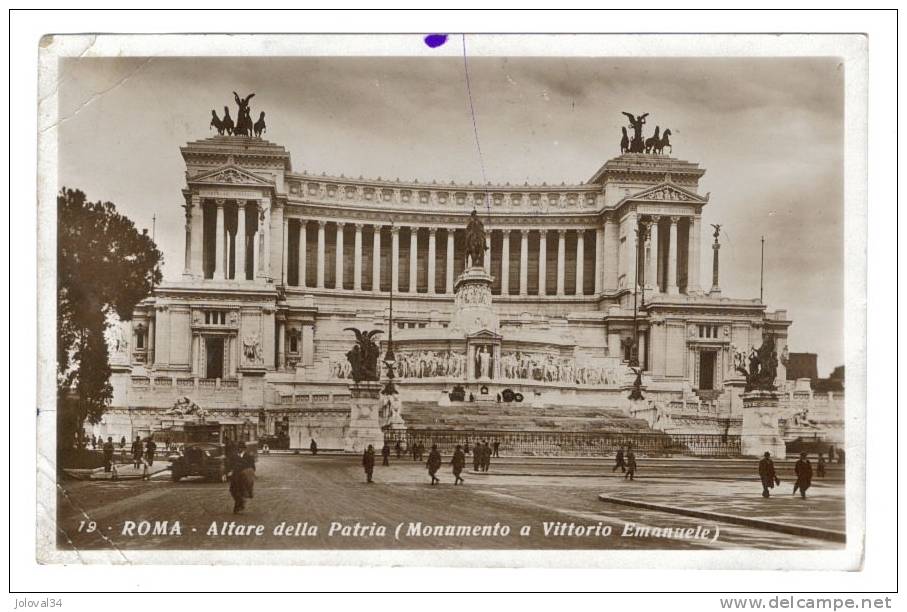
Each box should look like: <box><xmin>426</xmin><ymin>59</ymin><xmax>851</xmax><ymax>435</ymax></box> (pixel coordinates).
<box><xmin>452</xmin><ymin>267</ymin><xmax>498</xmax><ymax>335</ymax></box>
<box><xmin>724</xmin><ymin>377</ymin><xmax>747</xmax><ymax>418</ymax></box>
<box><xmin>741</xmin><ymin>390</ymin><xmax>786</xmax><ymax>458</ymax></box>
<box><xmin>344</xmin><ymin>381</ymin><xmax>385</xmax><ymax>453</ymax></box>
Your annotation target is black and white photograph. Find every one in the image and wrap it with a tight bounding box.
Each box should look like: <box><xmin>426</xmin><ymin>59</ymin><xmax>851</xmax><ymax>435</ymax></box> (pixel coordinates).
<box><xmin>24</xmin><ymin>22</ymin><xmax>886</xmax><ymax>591</ymax></box>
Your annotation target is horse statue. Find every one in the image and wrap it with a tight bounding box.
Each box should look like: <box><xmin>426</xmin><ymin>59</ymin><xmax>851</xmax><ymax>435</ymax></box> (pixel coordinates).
<box><xmin>653</xmin><ymin>128</ymin><xmax>672</xmax><ymax>155</ymax></box>
<box><xmin>622</xmin><ymin>111</ymin><xmax>648</xmax><ymax>153</ymax></box>
<box><xmin>210</xmin><ymin>110</ymin><xmax>225</xmax><ymax>135</ymax></box>
<box><xmin>253</xmin><ymin>111</ymin><xmax>267</xmax><ymax>138</ymax></box>
<box><xmin>221</xmin><ymin>106</ymin><xmax>235</xmax><ymax>135</ymax></box>
<box><xmin>464</xmin><ymin>209</ymin><xmax>487</xmax><ymax>268</ymax></box>
<box><xmin>619</xmin><ymin>126</ymin><xmax>630</xmax><ymax>154</ymax></box>
<box><xmin>735</xmin><ymin>334</ymin><xmax>779</xmax><ymax>392</ymax></box>
<box><xmin>644</xmin><ymin>126</ymin><xmax>661</xmax><ymax>154</ymax></box>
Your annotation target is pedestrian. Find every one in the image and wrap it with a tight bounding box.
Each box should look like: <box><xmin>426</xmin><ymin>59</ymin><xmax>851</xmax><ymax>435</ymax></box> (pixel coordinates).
<box><xmin>492</xmin><ymin>439</ymin><xmax>500</xmax><ymax>458</ymax></box>
<box><xmin>362</xmin><ymin>444</ymin><xmax>376</xmax><ymax>483</ymax></box>
<box><xmin>427</xmin><ymin>444</ymin><xmax>442</xmax><ymax>485</ymax></box>
<box><xmin>418</xmin><ymin>442</ymin><xmax>425</xmax><ymax>462</ymax></box>
<box><xmin>612</xmin><ymin>447</ymin><xmax>626</xmax><ymax>473</ymax></box>
<box><xmin>120</xmin><ymin>436</ymin><xmax>126</xmax><ymax>449</ymax></box>
<box><xmin>816</xmin><ymin>453</ymin><xmax>826</xmax><ymax>478</ymax></box>
<box><xmin>395</xmin><ymin>440</ymin><xmax>403</xmax><ymax>459</ymax></box>
<box><xmin>412</xmin><ymin>440</ymin><xmax>419</xmax><ymax>462</ymax></box>
<box><xmin>837</xmin><ymin>448</ymin><xmax>845</xmax><ymax>465</ymax></box>
<box><xmin>145</xmin><ymin>437</ymin><xmax>157</xmax><ymax>467</ymax></box>
<box><xmin>482</xmin><ymin>441</ymin><xmax>492</xmax><ymax>472</ymax></box>
<box><xmin>451</xmin><ymin>444</ymin><xmax>466</xmax><ymax>485</ymax></box>
<box><xmin>261</xmin><ymin>442</ymin><xmax>270</xmax><ymax>455</ymax></box>
<box><xmin>758</xmin><ymin>451</ymin><xmax>780</xmax><ymax>498</ymax></box>
<box><xmin>229</xmin><ymin>442</ymin><xmax>256</xmax><ymax>514</ymax></box>
<box><xmin>624</xmin><ymin>450</ymin><xmax>637</xmax><ymax>481</ymax></box>
<box><xmin>310</xmin><ymin>438</ymin><xmax>318</xmax><ymax>455</ymax></box>
<box><xmin>102</xmin><ymin>436</ymin><xmax>115</xmax><ymax>473</ymax></box>
<box><xmin>381</xmin><ymin>442</ymin><xmax>391</xmax><ymax>466</ymax></box>
<box><xmin>473</xmin><ymin>442</ymin><xmax>481</xmax><ymax>472</ymax></box>
<box><xmin>90</xmin><ymin>435</ymin><xmax>97</xmax><ymax>450</ymax></box>
<box><xmin>793</xmin><ymin>452</ymin><xmax>813</xmax><ymax>499</ymax></box>
<box><xmin>131</xmin><ymin>435</ymin><xmax>143</xmax><ymax>469</ymax></box>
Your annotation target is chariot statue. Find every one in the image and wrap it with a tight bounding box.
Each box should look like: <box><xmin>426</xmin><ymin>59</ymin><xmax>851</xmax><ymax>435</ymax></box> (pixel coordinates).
<box><xmin>344</xmin><ymin>327</ymin><xmax>383</xmax><ymax>383</ymax></box>
<box><xmin>735</xmin><ymin>334</ymin><xmax>779</xmax><ymax>392</ymax></box>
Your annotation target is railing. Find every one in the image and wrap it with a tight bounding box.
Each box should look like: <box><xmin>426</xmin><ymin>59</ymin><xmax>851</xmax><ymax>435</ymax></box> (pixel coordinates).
<box><xmin>382</xmin><ymin>429</ymin><xmax>741</xmax><ymax>457</ymax></box>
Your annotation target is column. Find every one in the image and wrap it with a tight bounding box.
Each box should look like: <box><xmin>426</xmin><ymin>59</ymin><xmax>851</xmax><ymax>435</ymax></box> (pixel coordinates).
<box><xmin>575</xmin><ymin>230</ymin><xmax>585</xmax><ymax>295</ymax></box>
<box><xmin>427</xmin><ymin>228</ymin><xmax>436</xmax><ymax>294</ymax></box>
<box><xmin>277</xmin><ymin>319</ymin><xmax>286</xmax><ymax>371</ymax></box>
<box><xmin>667</xmin><ymin>216</ymin><xmax>679</xmax><ymax>295</ymax></box>
<box><xmin>182</xmin><ymin>197</ymin><xmax>192</xmax><ymax>276</ymax></box>
<box><xmin>500</xmin><ymin>230</ymin><xmax>510</xmax><ymax>296</ymax></box>
<box><xmin>519</xmin><ymin>229</ymin><xmax>529</xmax><ymax>296</ymax></box>
<box><xmin>391</xmin><ymin>226</ymin><xmax>400</xmax><ymax>293</ymax></box>
<box><xmin>213</xmin><ymin>199</ymin><xmax>225</xmax><ymax>280</ymax></box>
<box><xmin>688</xmin><ymin>215</ymin><xmax>701</xmax><ymax>293</ymax></box>
<box><xmin>446</xmin><ymin>230</ymin><xmax>455</xmax><ymax>293</ymax></box>
<box><xmin>261</xmin><ymin>200</ymin><xmax>272</xmax><ymax>281</ymax></box>
<box><xmin>353</xmin><ymin>223</ymin><xmax>363</xmax><ymax>291</ymax></box>
<box><xmin>335</xmin><ymin>222</ymin><xmax>345</xmax><ymax>290</ymax></box>
<box><xmin>297</xmin><ymin>220</ymin><xmax>307</xmax><ymax>287</ymax></box>
<box><xmin>281</xmin><ymin>216</ymin><xmax>289</xmax><ymax>284</ymax></box>
<box><xmin>147</xmin><ymin>318</ymin><xmax>155</xmax><ymax>366</ymax></box>
<box><xmin>409</xmin><ymin>227</ymin><xmax>418</xmax><ymax>292</ymax></box>
<box><xmin>189</xmin><ymin>194</ymin><xmax>203</xmax><ymax>277</ymax></box>
<box><xmin>256</xmin><ymin>203</ymin><xmax>268</xmax><ymax>281</ymax></box>
<box><xmin>603</xmin><ymin>217</ymin><xmax>617</xmax><ymax>290</ymax></box>
<box><xmin>594</xmin><ymin>227</ymin><xmax>603</xmax><ymax>294</ymax></box>
<box><xmin>372</xmin><ymin>225</ymin><xmax>382</xmax><ymax>293</ymax></box>
<box><xmin>235</xmin><ymin>202</ymin><xmax>246</xmax><ymax>281</ymax></box>
<box><xmin>556</xmin><ymin>229</ymin><xmax>566</xmax><ymax>296</ymax></box>
<box><xmin>538</xmin><ymin>230</ymin><xmax>547</xmax><ymax>296</ymax></box>
<box><xmin>647</xmin><ymin>216</ymin><xmax>660</xmax><ymax>292</ymax></box>
<box><xmin>484</xmin><ymin>234</ymin><xmax>491</xmax><ymax>274</ymax></box>
<box><xmin>625</xmin><ymin>212</ymin><xmax>638</xmax><ymax>291</ymax></box>
<box><xmin>316</xmin><ymin>220</ymin><xmax>326</xmax><ymax>288</ymax></box>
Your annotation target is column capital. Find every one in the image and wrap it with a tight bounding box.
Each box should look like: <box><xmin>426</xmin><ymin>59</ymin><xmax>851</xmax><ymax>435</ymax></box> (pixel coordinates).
<box><xmin>428</xmin><ymin>227</ymin><xmax>437</xmax><ymax>236</ymax></box>
<box><xmin>214</xmin><ymin>198</ymin><xmax>225</xmax><ymax>208</ymax></box>
<box><xmin>649</xmin><ymin>214</ymin><xmax>661</xmax><ymax>223</ymax></box>
<box><xmin>669</xmin><ymin>215</ymin><xmax>681</xmax><ymax>224</ymax></box>
<box><xmin>335</xmin><ymin>220</ymin><xmax>346</xmax><ymax>229</ymax></box>
<box><xmin>390</xmin><ymin>225</ymin><xmax>400</xmax><ymax>235</ymax></box>
<box><xmin>500</xmin><ymin>228</ymin><xmax>511</xmax><ymax>236</ymax></box>
<box><xmin>520</xmin><ymin>228</ymin><xmax>531</xmax><ymax>236</ymax></box>
<box><xmin>557</xmin><ymin>228</ymin><xmax>567</xmax><ymax>237</ymax></box>
<box><xmin>354</xmin><ymin>222</ymin><xmax>364</xmax><ymax>231</ymax></box>
<box><xmin>317</xmin><ymin>219</ymin><xmax>327</xmax><ymax>228</ymax></box>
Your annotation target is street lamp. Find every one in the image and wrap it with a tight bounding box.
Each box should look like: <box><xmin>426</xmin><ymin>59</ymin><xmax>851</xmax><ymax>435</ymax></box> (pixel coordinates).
<box><xmin>381</xmin><ymin>229</ymin><xmax>398</xmax><ymax>397</ymax></box>
<box><xmin>630</xmin><ymin>221</ymin><xmax>650</xmax><ymax>368</ymax></box>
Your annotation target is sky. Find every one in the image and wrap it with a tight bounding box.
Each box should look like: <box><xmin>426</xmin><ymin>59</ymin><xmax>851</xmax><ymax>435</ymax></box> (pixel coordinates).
<box><xmin>57</xmin><ymin>53</ymin><xmax>844</xmax><ymax>374</ymax></box>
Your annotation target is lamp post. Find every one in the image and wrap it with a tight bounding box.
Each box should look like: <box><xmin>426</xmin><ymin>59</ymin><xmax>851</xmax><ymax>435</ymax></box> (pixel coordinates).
<box><xmin>382</xmin><ymin>226</ymin><xmax>398</xmax><ymax>398</ymax></box>
<box><xmin>630</xmin><ymin>221</ymin><xmax>650</xmax><ymax>368</ymax></box>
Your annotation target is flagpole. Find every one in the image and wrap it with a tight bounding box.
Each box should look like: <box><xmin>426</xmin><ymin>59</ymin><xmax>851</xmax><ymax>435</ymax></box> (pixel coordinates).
<box><xmin>760</xmin><ymin>236</ymin><xmax>765</xmax><ymax>303</ymax></box>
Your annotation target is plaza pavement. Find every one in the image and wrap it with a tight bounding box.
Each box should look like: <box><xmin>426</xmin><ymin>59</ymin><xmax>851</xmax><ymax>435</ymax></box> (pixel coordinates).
<box><xmin>56</xmin><ymin>454</ymin><xmax>844</xmax><ymax>553</ymax></box>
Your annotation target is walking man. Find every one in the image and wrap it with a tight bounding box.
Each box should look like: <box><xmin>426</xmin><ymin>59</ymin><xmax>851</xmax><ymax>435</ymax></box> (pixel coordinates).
<box><xmin>427</xmin><ymin>444</ymin><xmax>442</xmax><ymax>485</ymax></box>
<box><xmin>362</xmin><ymin>444</ymin><xmax>376</xmax><ymax>483</ymax></box>
<box><xmin>816</xmin><ymin>453</ymin><xmax>826</xmax><ymax>478</ymax></box>
<box><xmin>381</xmin><ymin>442</ymin><xmax>391</xmax><ymax>466</ymax></box>
<box><xmin>102</xmin><ymin>436</ymin><xmax>115</xmax><ymax>473</ymax></box>
<box><xmin>793</xmin><ymin>452</ymin><xmax>813</xmax><ymax>499</ymax></box>
<box><xmin>492</xmin><ymin>439</ymin><xmax>500</xmax><ymax>458</ymax></box>
<box><xmin>131</xmin><ymin>435</ymin><xmax>144</xmax><ymax>469</ymax></box>
<box><xmin>482</xmin><ymin>441</ymin><xmax>492</xmax><ymax>472</ymax></box>
<box><xmin>229</xmin><ymin>442</ymin><xmax>256</xmax><ymax>514</ymax></box>
<box><xmin>310</xmin><ymin>438</ymin><xmax>318</xmax><ymax>455</ymax></box>
<box><xmin>473</xmin><ymin>442</ymin><xmax>481</xmax><ymax>472</ymax></box>
<box><xmin>451</xmin><ymin>444</ymin><xmax>466</xmax><ymax>485</ymax></box>
<box><xmin>625</xmin><ymin>449</ymin><xmax>637</xmax><ymax>481</ymax></box>
<box><xmin>144</xmin><ymin>437</ymin><xmax>157</xmax><ymax>467</ymax></box>
<box><xmin>613</xmin><ymin>446</ymin><xmax>627</xmax><ymax>473</ymax></box>
<box><xmin>395</xmin><ymin>440</ymin><xmax>403</xmax><ymax>459</ymax></box>
<box><xmin>759</xmin><ymin>451</ymin><xmax>780</xmax><ymax>498</ymax></box>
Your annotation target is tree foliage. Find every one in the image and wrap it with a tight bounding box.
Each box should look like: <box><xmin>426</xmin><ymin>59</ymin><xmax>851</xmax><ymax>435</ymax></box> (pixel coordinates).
<box><xmin>57</xmin><ymin>188</ymin><xmax>162</xmax><ymax>448</ymax></box>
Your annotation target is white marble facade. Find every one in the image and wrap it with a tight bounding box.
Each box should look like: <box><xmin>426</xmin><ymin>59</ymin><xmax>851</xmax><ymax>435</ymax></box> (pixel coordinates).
<box><xmin>102</xmin><ymin>136</ymin><xmax>793</xmax><ymax>445</ymax></box>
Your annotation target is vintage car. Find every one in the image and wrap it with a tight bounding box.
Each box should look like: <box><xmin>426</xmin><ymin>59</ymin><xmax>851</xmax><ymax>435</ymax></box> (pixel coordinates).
<box><xmin>168</xmin><ymin>421</ymin><xmax>257</xmax><ymax>482</ymax></box>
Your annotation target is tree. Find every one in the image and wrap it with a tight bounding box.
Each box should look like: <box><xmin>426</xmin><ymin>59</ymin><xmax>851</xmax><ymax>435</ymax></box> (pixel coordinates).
<box><xmin>57</xmin><ymin>188</ymin><xmax>162</xmax><ymax>449</ymax></box>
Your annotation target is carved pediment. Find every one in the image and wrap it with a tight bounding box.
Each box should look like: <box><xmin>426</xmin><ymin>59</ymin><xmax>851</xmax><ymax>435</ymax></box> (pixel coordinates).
<box><xmin>629</xmin><ymin>182</ymin><xmax>707</xmax><ymax>204</ymax></box>
<box><xmin>190</xmin><ymin>164</ymin><xmax>273</xmax><ymax>187</ymax></box>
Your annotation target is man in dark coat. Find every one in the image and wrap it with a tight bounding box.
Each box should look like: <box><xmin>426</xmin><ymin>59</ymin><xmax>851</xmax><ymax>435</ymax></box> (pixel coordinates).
<box><xmin>473</xmin><ymin>442</ymin><xmax>482</xmax><ymax>472</ymax></box>
<box><xmin>229</xmin><ymin>443</ymin><xmax>256</xmax><ymax>514</ymax></box>
<box><xmin>451</xmin><ymin>444</ymin><xmax>466</xmax><ymax>485</ymax></box>
<box><xmin>120</xmin><ymin>436</ymin><xmax>126</xmax><ymax>449</ymax></box>
<box><xmin>131</xmin><ymin>435</ymin><xmax>144</xmax><ymax>469</ymax></box>
<box><xmin>492</xmin><ymin>439</ymin><xmax>500</xmax><ymax>458</ymax></box>
<box><xmin>613</xmin><ymin>447</ymin><xmax>627</xmax><ymax>473</ymax></box>
<box><xmin>427</xmin><ymin>444</ymin><xmax>442</xmax><ymax>485</ymax></box>
<box><xmin>482</xmin><ymin>441</ymin><xmax>492</xmax><ymax>472</ymax></box>
<box><xmin>144</xmin><ymin>438</ymin><xmax>157</xmax><ymax>467</ymax></box>
<box><xmin>362</xmin><ymin>445</ymin><xmax>376</xmax><ymax>483</ymax></box>
<box><xmin>381</xmin><ymin>443</ymin><xmax>391</xmax><ymax>466</ymax></box>
<box><xmin>758</xmin><ymin>452</ymin><xmax>780</xmax><ymax>498</ymax></box>
<box><xmin>102</xmin><ymin>436</ymin><xmax>115</xmax><ymax>472</ymax></box>
<box><xmin>793</xmin><ymin>452</ymin><xmax>813</xmax><ymax>499</ymax></box>
<box><xmin>395</xmin><ymin>440</ymin><xmax>403</xmax><ymax>459</ymax></box>
<box><xmin>624</xmin><ymin>450</ymin><xmax>637</xmax><ymax>481</ymax></box>
<box><xmin>310</xmin><ymin>438</ymin><xmax>318</xmax><ymax>455</ymax></box>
